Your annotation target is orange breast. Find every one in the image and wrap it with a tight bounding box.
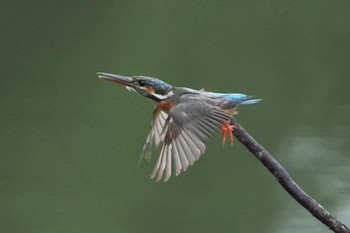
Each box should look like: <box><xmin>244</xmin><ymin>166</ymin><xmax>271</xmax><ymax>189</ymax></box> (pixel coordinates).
<box><xmin>157</xmin><ymin>100</ymin><xmax>176</xmax><ymax>112</ymax></box>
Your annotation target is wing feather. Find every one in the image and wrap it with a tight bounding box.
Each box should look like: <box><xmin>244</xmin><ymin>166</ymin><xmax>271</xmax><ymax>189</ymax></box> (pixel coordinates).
<box><xmin>174</xmin><ymin>137</ymin><xmax>189</xmax><ymax>172</ymax></box>
<box><xmin>151</xmin><ymin>95</ymin><xmax>232</xmax><ymax>181</ymax></box>
<box><xmin>172</xmin><ymin>140</ymin><xmax>182</xmax><ymax>176</ymax></box>
<box><xmin>139</xmin><ymin>109</ymin><xmax>168</xmax><ymax>163</ymax></box>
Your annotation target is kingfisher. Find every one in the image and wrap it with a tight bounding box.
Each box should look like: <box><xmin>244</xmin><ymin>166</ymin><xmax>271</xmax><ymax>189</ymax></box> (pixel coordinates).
<box><xmin>98</xmin><ymin>72</ymin><xmax>261</xmax><ymax>182</ymax></box>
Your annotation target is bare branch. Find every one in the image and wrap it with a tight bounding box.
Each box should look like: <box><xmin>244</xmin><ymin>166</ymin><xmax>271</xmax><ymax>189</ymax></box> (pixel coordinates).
<box><xmin>231</xmin><ymin>119</ymin><xmax>349</xmax><ymax>233</ymax></box>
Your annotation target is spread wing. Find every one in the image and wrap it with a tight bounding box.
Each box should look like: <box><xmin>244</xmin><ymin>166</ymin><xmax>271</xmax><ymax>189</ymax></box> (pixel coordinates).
<box><xmin>139</xmin><ymin>108</ymin><xmax>168</xmax><ymax>163</ymax></box>
<box><xmin>150</xmin><ymin>95</ymin><xmax>232</xmax><ymax>182</ymax></box>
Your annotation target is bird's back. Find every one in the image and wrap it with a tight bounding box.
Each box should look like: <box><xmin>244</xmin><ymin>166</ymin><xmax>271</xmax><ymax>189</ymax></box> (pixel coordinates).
<box><xmin>174</xmin><ymin>87</ymin><xmax>260</xmax><ymax>110</ymax></box>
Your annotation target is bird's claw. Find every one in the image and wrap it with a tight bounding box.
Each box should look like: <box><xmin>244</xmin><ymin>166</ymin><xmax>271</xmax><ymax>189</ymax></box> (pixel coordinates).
<box><xmin>220</xmin><ymin>121</ymin><xmax>235</xmax><ymax>145</ymax></box>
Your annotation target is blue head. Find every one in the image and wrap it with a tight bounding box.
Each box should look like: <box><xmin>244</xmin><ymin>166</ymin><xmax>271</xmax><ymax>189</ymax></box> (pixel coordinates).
<box><xmin>98</xmin><ymin>72</ymin><xmax>174</xmax><ymax>102</ymax></box>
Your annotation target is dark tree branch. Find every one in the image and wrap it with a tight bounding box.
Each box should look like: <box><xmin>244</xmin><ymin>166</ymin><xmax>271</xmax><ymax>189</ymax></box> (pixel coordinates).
<box><xmin>231</xmin><ymin>119</ymin><xmax>349</xmax><ymax>233</ymax></box>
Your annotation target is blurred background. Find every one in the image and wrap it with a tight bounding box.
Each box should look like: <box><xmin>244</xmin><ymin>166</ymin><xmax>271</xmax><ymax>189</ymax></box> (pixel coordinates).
<box><xmin>1</xmin><ymin>1</ymin><xmax>350</xmax><ymax>232</ymax></box>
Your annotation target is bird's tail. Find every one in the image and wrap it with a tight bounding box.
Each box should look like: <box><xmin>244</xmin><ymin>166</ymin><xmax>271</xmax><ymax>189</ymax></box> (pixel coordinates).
<box><xmin>224</xmin><ymin>93</ymin><xmax>261</xmax><ymax>105</ymax></box>
<box><xmin>240</xmin><ymin>98</ymin><xmax>262</xmax><ymax>105</ymax></box>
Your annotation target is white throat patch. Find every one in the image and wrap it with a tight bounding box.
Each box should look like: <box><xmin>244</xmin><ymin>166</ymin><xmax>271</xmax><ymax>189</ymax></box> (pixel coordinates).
<box><xmin>125</xmin><ymin>86</ymin><xmax>136</xmax><ymax>92</ymax></box>
<box><xmin>153</xmin><ymin>90</ymin><xmax>174</xmax><ymax>100</ymax></box>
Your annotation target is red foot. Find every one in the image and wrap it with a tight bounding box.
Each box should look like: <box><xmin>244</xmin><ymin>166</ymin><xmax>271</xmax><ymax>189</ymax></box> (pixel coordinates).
<box><xmin>220</xmin><ymin>121</ymin><xmax>235</xmax><ymax>145</ymax></box>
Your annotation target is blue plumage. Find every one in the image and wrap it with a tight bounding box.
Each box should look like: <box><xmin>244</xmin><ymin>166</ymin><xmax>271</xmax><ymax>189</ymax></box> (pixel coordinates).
<box><xmin>204</xmin><ymin>92</ymin><xmax>261</xmax><ymax>105</ymax></box>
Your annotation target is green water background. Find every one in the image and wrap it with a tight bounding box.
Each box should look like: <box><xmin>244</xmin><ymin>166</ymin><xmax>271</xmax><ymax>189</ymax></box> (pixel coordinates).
<box><xmin>1</xmin><ymin>1</ymin><xmax>350</xmax><ymax>232</ymax></box>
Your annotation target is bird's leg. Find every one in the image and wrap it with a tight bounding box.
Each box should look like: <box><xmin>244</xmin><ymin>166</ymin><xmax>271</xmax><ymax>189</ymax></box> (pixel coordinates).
<box><xmin>220</xmin><ymin>121</ymin><xmax>235</xmax><ymax>145</ymax></box>
<box><xmin>220</xmin><ymin>124</ymin><xmax>227</xmax><ymax>145</ymax></box>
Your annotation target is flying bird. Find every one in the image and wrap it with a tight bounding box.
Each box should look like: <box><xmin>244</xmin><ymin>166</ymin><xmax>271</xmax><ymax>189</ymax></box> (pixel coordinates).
<box><xmin>98</xmin><ymin>72</ymin><xmax>261</xmax><ymax>181</ymax></box>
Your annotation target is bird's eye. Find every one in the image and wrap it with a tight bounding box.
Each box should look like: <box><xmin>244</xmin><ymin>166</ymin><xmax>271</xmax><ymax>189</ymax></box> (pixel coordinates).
<box><xmin>138</xmin><ymin>80</ymin><xmax>146</xmax><ymax>87</ymax></box>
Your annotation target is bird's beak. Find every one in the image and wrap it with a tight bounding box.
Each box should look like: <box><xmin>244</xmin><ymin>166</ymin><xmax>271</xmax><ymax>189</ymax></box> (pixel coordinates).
<box><xmin>98</xmin><ymin>72</ymin><xmax>134</xmax><ymax>87</ymax></box>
